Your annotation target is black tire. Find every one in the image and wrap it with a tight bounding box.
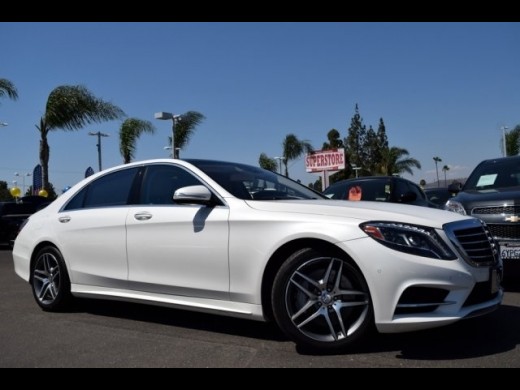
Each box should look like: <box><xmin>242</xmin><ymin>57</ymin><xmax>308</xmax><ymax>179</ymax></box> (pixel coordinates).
<box><xmin>272</xmin><ymin>248</ymin><xmax>373</xmax><ymax>352</ymax></box>
<box><xmin>30</xmin><ymin>246</ymin><xmax>73</xmax><ymax>312</ymax></box>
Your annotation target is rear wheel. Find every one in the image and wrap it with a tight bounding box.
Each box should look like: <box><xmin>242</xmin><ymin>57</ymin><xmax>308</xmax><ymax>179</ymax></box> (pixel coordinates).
<box><xmin>31</xmin><ymin>246</ymin><xmax>72</xmax><ymax>311</ymax></box>
<box><xmin>272</xmin><ymin>248</ymin><xmax>373</xmax><ymax>351</ymax></box>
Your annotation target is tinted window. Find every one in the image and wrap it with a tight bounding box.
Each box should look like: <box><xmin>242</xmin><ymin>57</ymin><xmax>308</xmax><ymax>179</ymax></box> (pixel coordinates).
<box><xmin>65</xmin><ymin>168</ymin><xmax>139</xmax><ymax>210</ymax></box>
<box><xmin>325</xmin><ymin>180</ymin><xmax>392</xmax><ymax>202</ymax></box>
<box><xmin>140</xmin><ymin>165</ymin><xmax>204</xmax><ymax>205</ymax></box>
<box><xmin>188</xmin><ymin>160</ymin><xmax>324</xmax><ymax>200</ymax></box>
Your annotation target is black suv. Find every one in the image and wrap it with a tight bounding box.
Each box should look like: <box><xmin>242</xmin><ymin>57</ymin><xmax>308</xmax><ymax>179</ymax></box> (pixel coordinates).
<box><xmin>446</xmin><ymin>156</ymin><xmax>520</xmax><ymax>270</ymax></box>
<box><xmin>0</xmin><ymin>196</ymin><xmax>49</xmax><ymax>248</ymax></box>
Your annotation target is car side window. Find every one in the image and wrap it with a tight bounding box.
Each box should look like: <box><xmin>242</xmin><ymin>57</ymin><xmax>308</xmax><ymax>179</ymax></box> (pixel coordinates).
<box><xmin>393</xmin><ymin>180</ymin><xmax>409</xmax><ymax>202</ymax></box>
<box><xmin>64</xmin><ymin>168</ymin><xmax>139</xmax><ymax>211</ymax></box>
<box><xmin>140</xmin><ymin>165</ymin><xmax>204</xmax><ymax>205</ymax></box>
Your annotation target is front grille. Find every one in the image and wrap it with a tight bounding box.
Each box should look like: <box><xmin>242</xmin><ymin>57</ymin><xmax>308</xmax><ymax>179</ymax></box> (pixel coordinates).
<box><xmin>473</xmin><ymin>206</ymin><xmax>520</xmax><ymax>215</ymax></box>
<box><xmin>445</xmin><ymin>219</ymin><xmax>498</xmax><ymax>267</ymax></box>
<box><xmin>487</xmin><ymin>224</ymin><xmax>520</xmax><ymax>240</ymax></box>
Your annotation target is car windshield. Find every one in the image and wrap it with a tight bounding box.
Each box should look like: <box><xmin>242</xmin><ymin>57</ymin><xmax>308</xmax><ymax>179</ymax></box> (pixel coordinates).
<box><xmin>187</xmin><ymin>160</ymin><xmax>326</xmax><ymax>200</ymax></box>
<box><xmin>464</xmin><ymin>158</ymin><xmax>520</xmax><ymax>191</ymax></box>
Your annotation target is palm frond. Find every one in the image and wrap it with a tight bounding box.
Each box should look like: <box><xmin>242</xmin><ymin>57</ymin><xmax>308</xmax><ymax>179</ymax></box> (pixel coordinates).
<box><xmin>119</xmin><ymin>118</ymin><xmax>156</xmax><ymax>164</ymax></box>
<box><xmin>0</xmin><ymin>78</ymin><xmax>19</xmax><ymax>101</ymax></box>
<box><xmin>174</xmin><ymin>111</ymin><xmax>206</xmax><ymax>150</ymax></box>
<box><xmin>44</xmin><ymin>85</ymin><xmax>125</xmax><ymax>131</ymax></box>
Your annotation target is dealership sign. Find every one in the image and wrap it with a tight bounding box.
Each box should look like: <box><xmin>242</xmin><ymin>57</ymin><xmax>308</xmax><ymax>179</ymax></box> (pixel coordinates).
<box><xmin>305</xmin><ymin>149</ymin><xmax>345</xmax><ymax>173</ymax></box>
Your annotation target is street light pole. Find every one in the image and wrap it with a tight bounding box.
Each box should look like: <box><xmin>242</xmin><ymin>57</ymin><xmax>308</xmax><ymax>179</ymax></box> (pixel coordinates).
<box><xmin>501</xmin><ymin>125</ymin><xmax>509</xmax><ymax>157</ymax></box>
<box><xmin>88</xmin><ymin>131</ymin><xmax>110</xmax><ymax>172</ymax></box>
<box><xmin>274</xmin><ymin>157</ymin><xmax>284</xmax><ymax>175</ymax></box>
<box><xmin>14</xmin><ymin>172</ymin><xmax>31</xmax><ymax>196</ymax></box>
<box><xmin>155</xmin><ymin>112</ymin><xmax>181</xmax><ymax>159</ymax></box>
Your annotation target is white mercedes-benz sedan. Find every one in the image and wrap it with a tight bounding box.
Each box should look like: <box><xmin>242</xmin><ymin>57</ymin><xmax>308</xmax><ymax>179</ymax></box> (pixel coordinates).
<box><xmin>13</xmin><ymin>159</ymin><xmax>503</xmax><ymax>351</ymax></box>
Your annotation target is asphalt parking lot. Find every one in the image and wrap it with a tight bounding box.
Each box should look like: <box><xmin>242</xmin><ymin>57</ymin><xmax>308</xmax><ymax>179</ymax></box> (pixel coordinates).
<box><xmin>1</xmin><ymin>247</ymin><xmax>519</xmax><ymax>367</ymax></box>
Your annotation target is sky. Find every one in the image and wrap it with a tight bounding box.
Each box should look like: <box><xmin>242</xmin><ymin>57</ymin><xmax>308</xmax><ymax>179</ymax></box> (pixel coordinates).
<box><xmin>0</xmin><ymin>22</ymin><xmax>519</xmax><ymax>193</ymax></box>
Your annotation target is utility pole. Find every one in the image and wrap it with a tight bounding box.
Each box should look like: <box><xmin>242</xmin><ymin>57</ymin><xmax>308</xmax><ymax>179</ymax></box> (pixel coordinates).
<box><xmin>89</xmin><ymin>131</ymin><xmax>109</xmax><ymax>172</ymax></box>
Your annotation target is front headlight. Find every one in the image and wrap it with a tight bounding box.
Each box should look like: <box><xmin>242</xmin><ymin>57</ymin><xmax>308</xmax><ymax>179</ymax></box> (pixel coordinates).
<box><xmin>445</xmin><ymin>200</ymin><xmax>467</xmax><ymax>215</ymax></box>
<box><xmin>360</xmin><ymin>221</ymin><xmax>457</xmax><ymax>260</ymax></box>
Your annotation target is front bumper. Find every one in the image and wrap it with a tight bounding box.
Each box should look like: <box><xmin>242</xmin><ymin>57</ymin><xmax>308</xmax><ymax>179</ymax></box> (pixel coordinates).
<box><xmin>337</xmin><ymin>237</ymin><xmax>503</xmax><ymax>334</ymax></box>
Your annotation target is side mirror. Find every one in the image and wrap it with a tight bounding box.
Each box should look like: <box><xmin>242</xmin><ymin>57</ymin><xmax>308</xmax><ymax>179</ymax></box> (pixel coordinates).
<box><xmin>448</xmin><ymin>183</ymin><xmax>461</xmax><ymax>194</ymax></box>
<box><xmin>173</xmin><ymin>185</ymin><xmax>212</xmax><ymax>205</ymax></box>
<box><xmin>400</xmin><ymin>191</ymin><xmax>417</xmax><ymax>203</ymax></box>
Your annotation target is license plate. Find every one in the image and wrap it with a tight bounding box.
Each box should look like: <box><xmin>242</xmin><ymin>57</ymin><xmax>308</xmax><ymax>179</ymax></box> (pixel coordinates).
<box><xmin>500</xmin><ymin>242</ymin><xmax>520</xmax><ymax>260</ymax></box>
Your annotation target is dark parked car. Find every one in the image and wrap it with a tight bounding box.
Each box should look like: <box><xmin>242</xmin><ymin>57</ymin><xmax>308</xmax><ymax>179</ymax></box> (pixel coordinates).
<box><xmin>0</xmin><ymin>196</ymin><xmax>50</xmax><ymax>248</ymax></box>
<box><xmin>324</xmin><ymin>176</ymin><xmax>435</xmax><ymax>208</ymax></box>
<box><xmin>446</xmin><ymin>156</ymin><xmax>520</xmax><ymax>273</ymax></box>
<box><xmin>424</xmin><ymin>187</ymin><xmax>456</xmax><ymax>208</ymax></box>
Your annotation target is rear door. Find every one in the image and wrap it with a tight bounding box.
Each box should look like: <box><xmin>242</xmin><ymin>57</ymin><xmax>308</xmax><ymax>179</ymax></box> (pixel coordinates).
<box><xmin>55</xmin><ymin>167</ymin><xmax>140</xmax><ymax>284</ymax></box>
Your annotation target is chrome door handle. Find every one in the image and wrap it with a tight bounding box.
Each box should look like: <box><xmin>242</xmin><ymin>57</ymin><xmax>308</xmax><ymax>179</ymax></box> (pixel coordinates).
<box><xmin>59</xmin><ymin>216</ymin><xmax>71</xmax><ymax>223</ymax></box>
<box><xmin>134</xmin><ymin>212</ymin><xmax>153</xmax><ymax>221</ymax></box>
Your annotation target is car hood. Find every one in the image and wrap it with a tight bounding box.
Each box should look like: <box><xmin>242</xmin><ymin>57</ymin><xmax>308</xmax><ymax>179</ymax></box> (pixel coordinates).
<box><xmin>245</xmin><ymin>199</ymin><xmax>469</xmax><ymax>229</ymax></box>
<box><xmin>454</xmin><ymin>187</ymin><xmax>520</xmax><ymax>205</ymax></box>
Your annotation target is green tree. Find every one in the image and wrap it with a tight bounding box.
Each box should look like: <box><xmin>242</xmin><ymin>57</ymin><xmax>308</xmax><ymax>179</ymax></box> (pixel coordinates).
<box><xmin>345</xmin><ymin>104</ymin><xmax>367</xmax><ymax>172</ymax></box>
<box><xmin>505</xmin><ymin>125</ymin><xmax>520</xmax><ymax>156</ymax></box>
<box><xmin>322</xmin><ymin>129</ymin><xmax>344</xmax><ymax>150</ymax></box>
<box><xmin>167</xmin><ymin>111</ymin><xmax>205</xmax><ymax>159</ymax></box>
<box><xmin>258</xmin><ymin>153</ymin><xmax>278</xmax><ymax>172</ymax></box>
<box><xmin>0</xmin><ymin>78</ymin><xmax>18</xmax><ymax>103</ymax></box>
<box><xmin>119</xmin><ymin>118</ymin><xmax>156</xmax><ymax>164</ymax></box>
<box><xmin>26</xmin><ymin>183</ymin><xmax>58</xmax><ymax>200</ymax></box>
<box><xmin>381</xmin><ymin>147</ymin><xmax>422</xmax><ymax>176</ymax></box>
<box><xmin>433</xmin><ymin>156</ymin><xmax>442</xmax><ymax>187</ymax></box>
<box><xmin>0</xmin><ymin>181</ymin><xmax>11</xmax><ymax>201</ymax></box>
<box><xmin>36</xmin><ymin>85</ymin><xmax>125</xmax><ymax>189</ymax></box>
<box><xmin>282</xmin><ymin>134</ymin><xmax>313</xmax><ymax>177</ymax></box>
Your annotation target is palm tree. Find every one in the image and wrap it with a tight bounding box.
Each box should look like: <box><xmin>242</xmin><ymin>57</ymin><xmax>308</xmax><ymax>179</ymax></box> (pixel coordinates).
<box><xmin>167</xmin><ymin>111</ymin><xmax>205</xmax><ymax>159</ymax></box>
<box><xmin>36</xmin><ymin>85</ymin><xmax>125</xmax><ymax>189</ymax></box>
<box><xmin>433</xmin><ymin>157</ymin><xmax>442</xmax><ymax>187</ymax></box>
<box><xmin>282</xmin><ymin>134</ymin><xmax>313</xmax><ymax>177</ymax></box>
<box><xmin>381</xmin><ymin>147</ymin><xmax>421</xmax><ymax>176</ymax></box>
<box><xmin>119</xmin><ymin>118</ymin><xmax>156</xmax><ymax>164</ymax></box>
<box><xmin>0</xmin><ymin>78</ymin><xmax>18</xmax><ymax>103</ymax></box>
<box><xmin>442</xmin><ymin>165</ymin><xmax>450</xmax><ymax>186</ymax></box>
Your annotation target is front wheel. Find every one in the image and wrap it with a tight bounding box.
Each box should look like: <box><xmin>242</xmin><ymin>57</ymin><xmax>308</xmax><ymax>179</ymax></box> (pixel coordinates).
<box><xmin>31</xmin><ymin>246</ymin><xmax>72</xmax><ymax>312</ymax></box>
<box><xmin>272</xmin><ymin>248</ymin><xmax>373</xmax><ymax>351</ymax></box>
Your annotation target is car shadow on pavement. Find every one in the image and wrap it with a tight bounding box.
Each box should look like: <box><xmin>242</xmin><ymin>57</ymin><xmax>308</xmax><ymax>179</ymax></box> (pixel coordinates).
<box><xmin>75</xmin><ymin>297</ymin><xmax>520</xmax><ymax>359</ymax></box>
<box><xmin>76</xmin><ymin>298</ymin><xmax>288</xmax><ymax>342</ymax></box>
<box><xmin>297</xmin><ymin>304</ymin><xmax>520</xmax><ymax>359</ymax></box>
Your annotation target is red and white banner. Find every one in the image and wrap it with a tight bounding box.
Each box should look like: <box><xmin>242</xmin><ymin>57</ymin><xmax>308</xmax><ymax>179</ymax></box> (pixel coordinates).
<box><xmin>305</xmin><ymin>149</ymin><xmax>345</xmax><ymax>173</ymax></box>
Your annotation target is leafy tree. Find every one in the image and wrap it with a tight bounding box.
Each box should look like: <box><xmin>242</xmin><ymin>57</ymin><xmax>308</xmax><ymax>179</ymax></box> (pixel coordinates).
<box><xmin>345</xmin><ymin>104</ymin><xmax>367</xmax><ymax>172</ymax></box>
<box><xmin>322</xmin><ymin>129</ymin><xmax>344</xmax><ymax>150</ymax></box>
<box><xmin>119</xmin><ymin>118</ymin><xmax>156</xmax><ymax>164</ymax></box>
<box><xmin>167</xmin><ymin>111</ymin><xmax>205</xmax><ymax>159</ymax></box>
<box><xmin>282</xmin><ymin>134</ymin><xmax>313</xmax><ymax>177</ymax></box>
<box><xmin>381</xmin><ymin>147</ymin><xmax>422</xmax><ymax>176</ymax></box>
<box><xmin>0</xmin><ymin>78</ymin><xmax>18</xmax><ymax>103</ymax></box>
<box><xmin>505</xmin><ymin>125</ymin><xmax>520</xmax><ymax>156</ymax></box>
<box><xmin>258</xmin><ymin>153</ymin><xmax>278</xmax><ymax>172</ymax></box>
<box><xmin>0</xmin><ymin>181</ymin><xmax>11</xmax><ymax>201</ymax></box>
<box><xmin>36</xmin><ymin>85</ymin><xmax>125</xmax><ymax>190</ymax></box>
<box><xmin>26</xmin><ymin>183</ymin><xmax>58</xmax><ymax>200</ymax></box>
